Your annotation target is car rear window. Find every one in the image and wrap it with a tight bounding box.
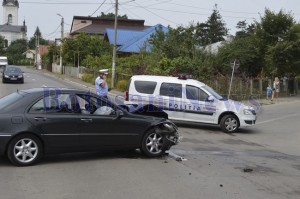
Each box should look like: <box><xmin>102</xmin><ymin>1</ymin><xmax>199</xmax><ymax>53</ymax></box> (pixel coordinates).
<box><xmin>160</xmin><ymin>83</ymin><xmax>182</xmax><ymax>98</ymax></box>
<box><xmin>0</xmin><ymin>92</ymin><xmax>23</xmax><ymax>110</ymax></box>
<box><xmin>134</xmin><ymin>80</ymin><xmax>157</xmax><ymax>94</ymax></box>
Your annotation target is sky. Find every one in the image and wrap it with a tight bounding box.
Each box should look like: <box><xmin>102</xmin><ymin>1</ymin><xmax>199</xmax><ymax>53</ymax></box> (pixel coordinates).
<box><xmin>4</xmin><ymin>0</ymin><xmax>300</xmax><ymax>40</ymax></box>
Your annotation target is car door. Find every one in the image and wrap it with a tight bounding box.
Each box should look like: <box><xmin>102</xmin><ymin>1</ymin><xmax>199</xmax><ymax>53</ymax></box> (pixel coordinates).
<box><xmin>184</xmin><ymin>85</ymin><xmax>216</xmax><ymax>123</ymax></box>
<box><xmin>158</xmin><ymin>82</ymin><xmax>185</xmax><ymax>120</ymax></box>
<box><xmin>76</xmin><ymin>94</ymin><xmax>143</xmax><ymax>149</ymax></box>
<box><xmin>26</xmin><ymin>94</ymin><xmax>81</xmax><ymax>151</ymax></box>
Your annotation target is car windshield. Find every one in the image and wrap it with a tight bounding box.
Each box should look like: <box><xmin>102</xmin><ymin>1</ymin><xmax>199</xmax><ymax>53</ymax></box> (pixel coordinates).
<box><xmin>202</xmin><ymin>85</ymin><xmax>223</xmax><ymax>100</ymax></box>
<box><xmin>0</xmin><ymin>92</ymin><xmax>23</xmax><ymax>110</ymax></box>
<box><xmin>6</xmin><ymin>67</ymin><xmax>21</xmax><ymax>73</ymax></box>
<box><xmin>0</xmin><ymin>58</ymin><xmax>7</xmax><ymax>62</ymax></box>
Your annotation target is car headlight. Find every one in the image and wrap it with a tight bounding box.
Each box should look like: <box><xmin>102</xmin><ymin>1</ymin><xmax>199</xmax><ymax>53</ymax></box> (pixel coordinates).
<box><xmin>162</xmin><ymin>123</ymin><xmax>173</xmax><ymax>131</ymax></box>
<box><xmin>4</xmin><ymin>75</ymin><xmax>9</xmax><ymax>78</ymax></box>
<box><xmin>18</xmin><ymin>75</ymin><xmax>23</xmax><ymax>78</ymax></box>
<box><xmin>244</xmin><ymin>109</ymin><xmax>255</xmax><ymax>115</ymax></box>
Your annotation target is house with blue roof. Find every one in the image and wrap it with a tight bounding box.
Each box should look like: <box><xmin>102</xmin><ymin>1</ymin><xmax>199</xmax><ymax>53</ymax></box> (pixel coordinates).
<box><xmin>104</xmin><ymin>24</ymin><xmax>168</xmax><ymax>55</ymax></box>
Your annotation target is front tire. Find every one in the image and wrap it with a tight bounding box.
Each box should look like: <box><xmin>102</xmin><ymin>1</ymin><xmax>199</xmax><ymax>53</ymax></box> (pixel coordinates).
<box><xmin>220</xmin><ymin>114</ymin><xmax>239</xmax><ymax>133</ymax></box>
<box><xmin>7</xmin><ymin>134</ymin><xmax>43</xmax><ymax>166</ymax></box>
<box><xmin>141</xmin><ymin>129</ymin><xmax>167</xmax><ymax>157</ymax></box>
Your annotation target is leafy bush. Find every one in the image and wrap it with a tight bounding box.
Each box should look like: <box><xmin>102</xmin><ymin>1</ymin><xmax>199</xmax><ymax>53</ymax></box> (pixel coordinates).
<box><xmin>82</xmin><ymin>73</ymin><xmax>95</xmax><ymax>84</ymax></box>
<box><xmin>116</xmin><ymin>79</ymin><xmax>128</xmax><ymax>91</ymax></box>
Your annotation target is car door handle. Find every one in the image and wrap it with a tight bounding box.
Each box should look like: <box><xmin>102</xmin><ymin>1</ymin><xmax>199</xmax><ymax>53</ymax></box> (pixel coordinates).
<box><xmin>34</xmin><ymin>117</ymin><xmax>47</xmax><ymax>121</ymax></box>
<box><xmin>81</xmin><ymin>118</ymin><xmax>93</xmax><ymax>123</ymax></box>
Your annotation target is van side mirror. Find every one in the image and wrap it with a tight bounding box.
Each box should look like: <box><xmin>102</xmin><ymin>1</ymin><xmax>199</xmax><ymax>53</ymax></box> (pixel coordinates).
<box><xmin>207</xmin><ymin>96</ymin><xmax>214</xmax><ymax>102</ymax></box>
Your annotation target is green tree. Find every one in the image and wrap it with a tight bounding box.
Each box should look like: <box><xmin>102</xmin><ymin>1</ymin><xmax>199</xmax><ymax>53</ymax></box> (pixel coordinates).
<box><xmin>151</xmin><ymin>25</ymin><xmax>197</xmax><ymax>59</ymax></box>
<box><xmin>0</xmin><ymin>35</ymin><xmax>6</xmax><ymax>54</ymax></box>
<box><xmin>28</xmin><ymin>27</ymin><xmax>49</xmax><ymax>49</ymax></box>
<box><xmin>62</xmin><ymin>33</ymin><xmax>112</xmax><ymax>69</ymax></box>
<box><xmin>194</xmin><ymin>4</ymin><xmax>228</xmax><ymax>46</ymax></box>
<box><xmin>216</xmin><ymin>35</ymin><xmax>262</xmax><ymax>77</ymax></box>
<box><xmin>256</xmin><ymin>9</ymin><xmax>297</xmax><ymax>75</ymax></box>
<box><xmin>6</xmin><ymin>39</ymin><xmax>28</xmax><ymax>65</ymax></box>
<box><xmin>235</xmin><ymin>20</ymin><xmax>255</xmax><ymax>38</ymax></box>
<box><xmin>99</xmin><ymin>12</ymin><xmax>128</xmax><ymax>19</ymax></box>
<box><xmin>265</xmin><ymin>24</ymin><xmax>300</xmax><ymax>75</ymax></box>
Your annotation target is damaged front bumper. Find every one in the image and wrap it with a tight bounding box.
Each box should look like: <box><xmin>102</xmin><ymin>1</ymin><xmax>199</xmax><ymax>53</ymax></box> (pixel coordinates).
<box><xmin>154</xmin><ymin>121</ymin><xmax>182</xmax><ymax>145</ymax></box>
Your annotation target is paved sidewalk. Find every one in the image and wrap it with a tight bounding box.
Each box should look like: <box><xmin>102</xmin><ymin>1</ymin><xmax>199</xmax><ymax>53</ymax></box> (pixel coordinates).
<box><xmin>40</xmin><ymin>69</ymin><xmax>299</xmax><ymax>106</ymax></box>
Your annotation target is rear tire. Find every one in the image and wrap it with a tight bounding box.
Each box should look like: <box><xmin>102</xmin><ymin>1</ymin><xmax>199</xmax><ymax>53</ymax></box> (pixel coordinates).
<box><xmin>220</xmin><ymin>114</ymin><xmax>239</xmax><ymax>133</ymax></box>
<box><xmin>7</xmin><ymin>134</ymin><xmax>43</xmax><ymax>166</ymax></box>
<box><xmin>141</xmin><ymin>129</ymin><xmax>167</xmax><ymax>157</ymax></box>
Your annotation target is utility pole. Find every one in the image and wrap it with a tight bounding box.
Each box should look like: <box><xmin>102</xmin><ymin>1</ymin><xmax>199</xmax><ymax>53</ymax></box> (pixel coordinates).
<box><xmin>111</xmin><ymin>0</ymin><xmax>118</xmax><ymax>88</ymax></box>
<box><xmin>35</xmin><ymin>32</ymin><xmax>41</xmax><ymax>69</ymax></box>
<box><xmin>57</xmin><ymin>14</ymin><xmax>64</xmax><ymax>74</ymax></box>
<box><xmin>35</xmin><ymin>33</ymin><xmax>38</xmax><ymax>69</ymax></box>
<box><xmin>228</xmin><ymin>59</ymin><xmax>239</xmax><ymax>99</ymax></box>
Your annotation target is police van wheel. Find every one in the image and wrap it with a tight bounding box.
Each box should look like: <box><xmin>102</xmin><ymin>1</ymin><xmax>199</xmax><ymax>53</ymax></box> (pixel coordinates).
<box><xmin>220</xmin><ymin>114</ymin><xmax>239</xmax><ymax>133</ymax></box>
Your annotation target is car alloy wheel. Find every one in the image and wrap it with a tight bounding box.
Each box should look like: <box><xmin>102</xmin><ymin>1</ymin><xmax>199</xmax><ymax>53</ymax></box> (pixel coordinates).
<box><xmin>142</xmin><ymin>130</ymin><xmax>166</xmax><ymax>157</ymax></box>
<box><xmin>7</xmin><ymin>134</ymin><xmax>42</xmax><ymax>166</ymax></box>
<box><xmin>220</xmin><ymin>114</ymin><xmax>239</xmax><ymax>133</ymax></box>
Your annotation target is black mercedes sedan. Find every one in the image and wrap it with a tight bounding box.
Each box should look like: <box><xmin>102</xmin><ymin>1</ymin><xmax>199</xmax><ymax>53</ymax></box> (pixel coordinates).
<box><xmin>0</xmin><ymin>88</ymin><xmax>181</xmax><ymax>166</ymax></box>
<box><xmin>2</xmin><ymin>66</ymin><xmax>24</xmax><ymax>84</ymax></box>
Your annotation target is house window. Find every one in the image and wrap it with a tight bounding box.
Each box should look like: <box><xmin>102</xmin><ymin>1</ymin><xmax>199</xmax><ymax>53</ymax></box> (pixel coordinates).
<box><xmin>8</xmin><ymin>14</ymin><xmax>12</xmax><ymax>24</ymax></box>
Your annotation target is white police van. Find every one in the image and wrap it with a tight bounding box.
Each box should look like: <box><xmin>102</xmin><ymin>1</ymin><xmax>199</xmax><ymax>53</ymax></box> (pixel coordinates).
<box><xmin>124</xmin><ymin>75</ymin><xmax>257</xmax><ymax>133</ymax></box>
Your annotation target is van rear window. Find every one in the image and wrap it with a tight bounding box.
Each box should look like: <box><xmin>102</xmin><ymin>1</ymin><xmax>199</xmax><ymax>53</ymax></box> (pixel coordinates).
<box><xmin>160</xmin><ymin>83</ymin><xmax>182</xmax><ymax>98</ymax></box>
<box><xmin>134</xmin><ymin>81</ymin><xmax>157</xmax><ymax>94</ymax></box>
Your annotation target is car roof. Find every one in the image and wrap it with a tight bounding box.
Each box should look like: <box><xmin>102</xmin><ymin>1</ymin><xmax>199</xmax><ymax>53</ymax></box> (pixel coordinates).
<box><xmin>5</xmin><ymin>66</ymin><xmax>21</xmax><ymax>71</ymax></box>
<box><xmin>18</xmin><ymin>87</ymin><xmax>91</xmax><ymax>95</ymax></box>
<box><xmin>130</xmin><ymin>75</ymin><xmax>206</xmax><ymax>87</ymax></box>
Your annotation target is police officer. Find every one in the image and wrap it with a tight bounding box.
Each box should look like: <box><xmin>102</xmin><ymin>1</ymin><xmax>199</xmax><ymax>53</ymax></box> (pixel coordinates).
<box><xmin>95</xmin><ymin>69</ymin><xmax>108</xmax><ymax>98</ymax></box>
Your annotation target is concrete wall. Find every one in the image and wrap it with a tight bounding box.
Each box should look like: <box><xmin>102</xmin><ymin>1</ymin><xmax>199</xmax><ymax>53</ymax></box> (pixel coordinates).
<box><xmin>64</xmin><ymin>66</ymin><xmax>79</xmax><ymax>78</ymax></box>
<box><xmin>52</xmin><ymin>63</ymin><xmax>62</xmax><ymax>74</ymax></box>
<box><xmin>51</xmin><ymin>63</ymin><xmax>81</xmax><ymax>78</ymax></box>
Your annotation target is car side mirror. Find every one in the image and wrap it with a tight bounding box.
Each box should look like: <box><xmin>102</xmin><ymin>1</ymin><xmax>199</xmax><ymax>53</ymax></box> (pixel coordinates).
<box><xmin>115</xmin><ymin>110</ymin><xmax>124</xmax><ymax>119</ymax></box>
<box><xmin>207</xmin><ymin>96</ymin><xmax>214</xmax><ymax>102</ymax></box>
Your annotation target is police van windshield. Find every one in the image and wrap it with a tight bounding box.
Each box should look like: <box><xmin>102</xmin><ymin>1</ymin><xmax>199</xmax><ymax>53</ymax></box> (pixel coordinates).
<box><xmin>202</xmin><ymin>85</ymin><xmax>223</xmax><ymax>100</ymax></box>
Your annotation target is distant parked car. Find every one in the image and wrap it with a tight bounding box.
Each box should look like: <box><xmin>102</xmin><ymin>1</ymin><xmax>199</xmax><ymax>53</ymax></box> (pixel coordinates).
<box><xmin>0</xmin><ymin>56</ymin><xmax>8</xmax><ymax>70</ymax></box>
<box><xmin>2</xmin><ymin>66</ymin><xmax>24</xmax><ymax>84</ymax></box>
<box><xmin>0</xmin><ymin>88</ymin><xmax>181</xmax><ymax>166</ymax></box>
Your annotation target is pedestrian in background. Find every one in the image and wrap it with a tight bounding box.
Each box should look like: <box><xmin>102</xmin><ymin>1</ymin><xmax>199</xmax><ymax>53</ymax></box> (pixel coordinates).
<box><xmin>288</xmin><ymin>75</ymin><xmax>295</xmax><ymax>96</ymax></box>
<box><xmin>95</xmin><ymin>69</ymin><xmax>108</xmax><ymax>98</ymax></box>
<box><xmin>266</xmin><ymin>83</ymin><xmax>272</xmax><ymax>100</ymax></box>
<box><xmin>271</xmin><ymin>77</ymin><xmax>280</xmax><ymax>101</ymax></box>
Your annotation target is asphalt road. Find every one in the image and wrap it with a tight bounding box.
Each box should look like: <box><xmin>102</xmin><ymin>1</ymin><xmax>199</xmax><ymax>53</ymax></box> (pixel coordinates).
<box><xmin>0</xmin><ymin>66</ymin><xmax>300</xmax><ymax>199</ymax></box>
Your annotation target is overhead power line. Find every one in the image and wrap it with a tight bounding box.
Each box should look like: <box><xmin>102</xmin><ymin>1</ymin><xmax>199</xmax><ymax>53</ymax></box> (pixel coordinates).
<box><xmin>132</xmin><ymin>1</ymin><xmax>178</xmax><ymax>25</ymax></box>
<box><xmin>90</xmin><ymin>0</ymin><xmax>107</xmax><ymax>16</ymax></box>
<box><xmin>20</xmin><ymin>1</ymin><xmax>112</xmax><ymax>5</ymax></box>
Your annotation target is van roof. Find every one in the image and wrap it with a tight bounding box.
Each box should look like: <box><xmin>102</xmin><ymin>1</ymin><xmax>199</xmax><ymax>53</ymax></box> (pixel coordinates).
<box><xmin>131</xmin><ymin>75</ymin><xmax>206</xmax><ymax>87</ymax></box>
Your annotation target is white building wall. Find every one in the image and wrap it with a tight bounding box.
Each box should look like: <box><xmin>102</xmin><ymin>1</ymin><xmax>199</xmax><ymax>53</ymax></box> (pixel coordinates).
<box><xmin>0</xmin><ymin>31</ymin><xmax>25</xmax><ymax>45</ymax></box>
